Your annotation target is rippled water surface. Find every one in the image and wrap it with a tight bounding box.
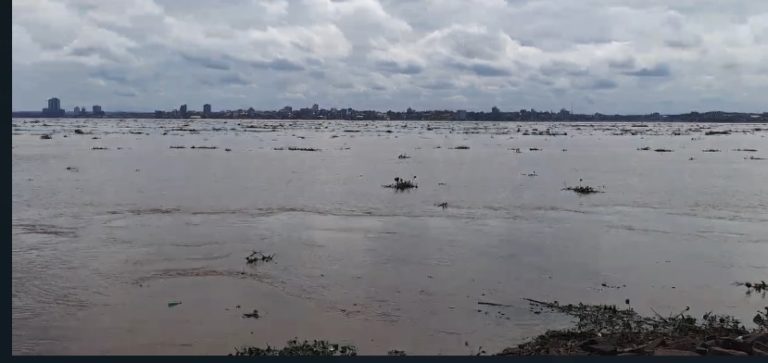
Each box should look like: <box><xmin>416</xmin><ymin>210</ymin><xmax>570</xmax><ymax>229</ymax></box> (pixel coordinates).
<box><xmin>12</xmin><ymin>119</ymin><xmax>768</xmax><ymax>354</ymax></box>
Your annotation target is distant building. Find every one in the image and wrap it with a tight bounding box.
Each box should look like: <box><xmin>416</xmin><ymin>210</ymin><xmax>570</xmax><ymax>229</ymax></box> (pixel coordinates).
<box><xmin>312</xmin><ymin>104</ymin><xmax>319</xmax><ymax>113</ymax></box>
<box><xmin>92</xmin><ymin>105</ymin><xmax>104</xmax><ymax>116</ymax></box>
<box><xmin>456</xmin><ymin>109</ymin><xmax>467</xmax><ymax>121</ymax></box>
<box><xmin>74</xmin><ymin>106</ymin><xmax>80</xmax><ymax>114</ymax></box>
<box><xmin>42</xmin><ymin>97</ymin><xmax>65</xmax><ymax>117</ymax></box>
<box><xmin>180</xmin><ymin>104</ymin><xmax>187</xmax><ymax>116</ymax></box>
<box><xmin>203</xmin><ymin>104</ymin><xmax>212</xmax><ymax>115</ymax></box>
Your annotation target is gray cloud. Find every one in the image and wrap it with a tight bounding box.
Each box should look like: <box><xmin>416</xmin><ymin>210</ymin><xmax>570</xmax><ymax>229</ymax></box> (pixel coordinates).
<box><xmin>11</xmin><ymin>0</ymin><xmax>768</xmax><ymax>114</ymax></box>
<box><xmin>252</xmin><ymin>58</ymin><xmax>305</xmax><ymax>72</ymax></box>
<box><xmin>624</xmin><ymin>64</ymin><xmax>672</xmax><ymax>77</ymax></box>
<box><xmin>219</xmin><ymin>74</ymin><xmax>250</xmax><ymax>86</ymax></box>
<box><xmin>181</xmin><ymin>54</ymin><xmax>230</xmax><ymax>70</ymax></box>
<box><xmin>589</xmin><ymin>79</ymin><xmax>619</xmax><ymax>90</ymax></box>
<box><xmin>375</xmin><ymin>60</ymin><xmax>423</xmax><ymax>74</ymax></box>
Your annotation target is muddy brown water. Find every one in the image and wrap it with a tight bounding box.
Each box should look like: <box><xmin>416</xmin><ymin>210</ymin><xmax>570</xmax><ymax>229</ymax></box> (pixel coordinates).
<box><xmin>12</xmin><ymin>119</ymin><xmax>768</xmax><ymax>355</ymax></box>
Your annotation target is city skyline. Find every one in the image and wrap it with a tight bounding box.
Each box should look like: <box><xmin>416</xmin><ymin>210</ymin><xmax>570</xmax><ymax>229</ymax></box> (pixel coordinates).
<box><xmin>12</xmin><ymin>96</ymin><xmax>766</xmax><ymax>123</ymax></box>
<box><xmin>12</xmin><ymin>0</ymin><xmax>768</xmax><ymax>114</ymax></box>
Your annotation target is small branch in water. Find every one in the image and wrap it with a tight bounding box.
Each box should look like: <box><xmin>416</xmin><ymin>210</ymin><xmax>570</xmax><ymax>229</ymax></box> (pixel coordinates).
<box><xmin>478</xmin><ymin>301</ymin><xmax>513</xmax><ymax>307</ymax></box>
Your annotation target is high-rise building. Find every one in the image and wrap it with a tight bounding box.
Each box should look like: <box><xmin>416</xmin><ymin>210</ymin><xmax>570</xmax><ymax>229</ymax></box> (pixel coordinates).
<box><xmin>203</xmin><ymin>104</ymin><xmax>212</xmax><ymax>115</ymax></box>
<box><xmin>456</xmin><ymin>109</ymin><xmax>467</xmax><ymax>121</ymax></box>
<box><xmin>312</xmin><ymin>103</ymin><xmax>319</xmax><ymax>112</ymax></box>
<box><xmin>180</xmin><ymin>104</ymin><xmax>188</xmax><ymax>115</ymax></box>
<box><xmin>74</xmin><ymin>106</ymin><xmax>81</xmax><ymax>114</ymax></box>
<box><xmin>48</xmin><ymin>97</ymin><xmax>60</xmax><ymax>112</ymax></box>
<box><xmin>92</xmin><ymin>105</ymin><xmax>104</xmax><ymax>116</ymax></box>
<box><xmin>43</xmin><ymin>97</ymin><xmax>65</xmax><ymax>117</ymax></box>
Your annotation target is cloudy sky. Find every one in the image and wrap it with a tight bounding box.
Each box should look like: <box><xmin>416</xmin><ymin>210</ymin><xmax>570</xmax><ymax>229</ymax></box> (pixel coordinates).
<box><xmin>12</xmin><ymin>0</ymin><xmax>768</xmax><ymax>114</ymax></box>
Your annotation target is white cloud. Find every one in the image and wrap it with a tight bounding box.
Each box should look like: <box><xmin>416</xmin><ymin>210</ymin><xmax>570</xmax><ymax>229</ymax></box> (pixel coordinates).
<box><xmin>11</xmin><ymin>0</ymin><xmax>768</xmax><ymax>113</ymax></box>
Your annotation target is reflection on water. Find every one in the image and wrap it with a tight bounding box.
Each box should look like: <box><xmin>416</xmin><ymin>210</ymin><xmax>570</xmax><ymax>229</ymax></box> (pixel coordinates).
<box><xmin>12</xmin><ymin>119</ymin><xmax>768</xmax><ymax>354</ymax></box>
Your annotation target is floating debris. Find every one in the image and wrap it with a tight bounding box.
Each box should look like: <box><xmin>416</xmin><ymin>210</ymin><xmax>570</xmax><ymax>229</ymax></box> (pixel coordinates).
<box><xmin>91</xmin><ymin>147</ymin><xmax>109</xmax><ymax>150</ymax></box>
<box><xmin>167</xmin><ymin>301</ymin><xmax>182</xmax><ymax>308</ymax></box>
<box><xmin>246</xmin><ymin>251</ymin><xmax>274</xmax><ymax>264</ymax></box>
<box><xmin>478</xmin><ymin>301</ymin><xmax>514</xmax><ymax>307</ymax></box>
<box><xmin>498</xmin><ymin>299</ymin><xmax>763</xmax><ymax>356</ymax></box>
<box><xmin>387</xmin><ymin>350</ymin><xmax>407</xmax><ymax>356</ymax></box>
<box><xmin>74</xmin><ymin>129</ymin><xmax>85</xmax><ymax>135</ymax></box>
<box><xmin>734</xmin><ymin>148</ymin><xmax>758</xmax><ymax>152</ymax></box>
<box><xmin>273</xmin><ymin>147</ymin><xmax>321</xmax><ymax>151</ymax></box>
<box><xmin>745</xmin><ymin>156</ymin><xmax>766</xmax><ymax>160</ymax></box>
<box><xmin>191</xmin><ymin>146</ymin><xmax>218</xmax><ymax>149</ymax></box>
<box><xmin>65</xmin><ymin>166</ymin><xmax>79</xmax><ymax>172</ymax></box>
<box><xmin>383</xmin><ymin>176</ymin><xmax>418</xmax><ymax>191</ymax></box>
<box><xmin>702</xmin><ymin>149</ymin><xmax>721</xmax><ymax>152</ymax></box>
<box><xmin>705</xmin><ymin>130</ymin><xmax>731</xmax><ymax>135</ymax></box>
<box><xmin>397</xmin><ymin>153</ymin><xmax>411</xmax><ymax>159</ymax></box>
<box><xmin>637</xmin><ymin>146</ymin><xmax>651</xmax><ymax>151</ymax></box>
<box><xmin>452</xmin><ymin>145</ymin><xmax>470</xmax><ymax>150</ymax></box>
<box><xmin>529</xmin><ymin>148</ymin><xmax>541</xmax><ymax>151</ymax></box>
<box><xmin>40</xmin><ymin>134</ymin><xmax>52</xmax><ymax>140</ymax></box>
<box><xmin>436</xmin><ymin>202</ymin><xmax>448</xmax><ymax>209</ymax></box>
<box><xmin>736</xmin><ymin>281</ymin><xmax>767</xmax><ymax>295</ymax></box>
<box><xmin>169</xmin><ymin>146</ymin><xmax>186</xmax><ymax>149</ymax></box>
<box><xmin>654</xmin><ymin>148</ymin><xmax>673</xmax><ymax>152</ymax></box>
<box><xmin>232</xmin><ymin>339</ymin><xmax>357</xmax><ymax>356</ymax></box>
<box><xmin>243</xmin><ymin>309</ymin><xmax>260</xmax><ymax>319</ymax></box>
<box><xmin>563</xmin><ymin>185</ymin><xmax>603</xmax><ymax>195</ymax></box>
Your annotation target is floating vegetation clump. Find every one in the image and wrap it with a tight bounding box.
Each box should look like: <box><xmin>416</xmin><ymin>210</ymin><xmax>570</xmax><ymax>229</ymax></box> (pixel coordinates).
<box><xmin>383</xmin><ymin>176</ymin><xmax>418</xmax><ymax>191</ymax></box>
<box><xmin>273</xmin><ymin>147</ymin><xmax>321</xmax><ymax>151</ymax></box>
<box><xmin>734</xmin><ymin>148</ymin><xmax>758</xmax><ymax>152</ymax></box>
<box><xmin>40</xmin><ymin>134</ymin><xmax>52</xmax><ymax>140</ymax></box>
<box><xmin>436</xmin><ymin>202</ymin><xmax>448</xmax><ymax>209</ymax></box>
<box><xmin>637</xmin><ymin>146</ymin><xmax>651</xmax><ymax>151</ymax></box>
<box><xmin>92</xmin><ymin>147</ymin><xmax>109</xmax><ymax>150</ymax></box>
<box><xmin>246</xmin><ymin>251</ymin><xmax>274</xmax><ymax>264</ymax></box>
<box><xmin>387</xmin><ymin>350</ymin><xmax>407</xmax><ymax>356</ymax></box>
<box><xmin>736</xmin><ymin>280</ymin><xmax>767</xmax><ymax>295</ymax></box>
<box><xmin>232</xmin><ymin>339</ymin><xmax>357</xmax><ymax>356</ymax></box>
<box><xmin>191</xmin><ymin>146</ymin><xmax>218</xmax><ymax>150</ymax></box>
<box><xmin>497</xmin><ymin>299</ymin><xmax>766</xmax><ymax>356</ymax></box>
<box><xmin>702</xmin><ymin>149</ymin><xmax>721</xmax><ymax>152</ymax></box>
<box><xmin>563</xmin><ymin>185</ymin><xmax>603</xmax><ymax>195</ymax></box>
<box><xmin>654</xmin><ymin>148</ymin><xmax>673</xmax><ymax>152</ymax></box>
<box><xmin>746</xmin><ymin>156</ymin><xmax>766</xmax><ymax>160</ymax></box>
<box><xmin>705</xmin><ymin>130</ymin><xmax>731</xmax><ymax>135</ymax></box>
<box><xmin>169</xmin><ymin>146</ymin><xmax>186</xmax><ymax>149</ymax></box>
<box><xmin>243</xmin><ymin>310</ymin><xmax>260</xmax><ymax>319</ymax></box>
<box><xmin>398</xmin><ymin>154</ymin><xmax>411</xmax><ymax>159</ymax></box>
<box><xmin>453</xmin><ymin>145</ymin><xmax>470</xmax><ymax>150</ymax></box>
